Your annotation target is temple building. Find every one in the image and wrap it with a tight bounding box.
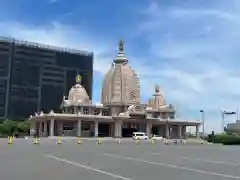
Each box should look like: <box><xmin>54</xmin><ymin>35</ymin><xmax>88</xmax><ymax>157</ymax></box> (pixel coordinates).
<box><xmin>29</xmin><ymin>40</ymin><xmax>201</xmax><ymax>138</ymax></box>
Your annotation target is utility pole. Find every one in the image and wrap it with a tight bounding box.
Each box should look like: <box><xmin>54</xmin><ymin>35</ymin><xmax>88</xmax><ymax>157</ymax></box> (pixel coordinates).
<box><xmin>200</xmin><ymin>110</ymin><xmax>205</xmax><ymax>139</ymax></box>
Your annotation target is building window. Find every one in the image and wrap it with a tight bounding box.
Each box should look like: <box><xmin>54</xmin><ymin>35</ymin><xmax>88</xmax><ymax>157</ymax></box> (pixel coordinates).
<box><xmin>167</xmin><ymin>112</ymin><xmax>175</xmax><ymax>119</ymax></box>
<box><xmin>160</xmin><ymin>112</ymin><xmax>167</xmax><ymax>119</ymax></box>
<box><xmin>71</xmin><ymin>108</ymin><xmax>75</xmax><ymax>114</ymax></box>
<box><xmin>82</xmin><ymin>123</ymin><xmax>90</xmax><ymax>131</ymax></box>
<box><xmin>77</xmin><ymin>106</ymin><xmax>81</xmax><ymax>113</ymax></box>
<box><xmin>152</xmin><ymin>112</ymin><xmax>159</xmax><ymax>118</ymax></box>
<box><xmin>147</xmin><ymin>113</ymin><xmax>152</xmax><ymax>118</ymax></box>
<box><xmin>102</xmin><ymin>111</ymin><xmax>109</xmax><ymax>116</ymax></box>
<box><xmin>94</xmin><ymin>109</ymin><xmax>99</xmax><ymax>115</ymax></box>
<box><xmin>83</xmin><ymin>108</ymin><xmax>88</xmax><ymax>114</ymax></box>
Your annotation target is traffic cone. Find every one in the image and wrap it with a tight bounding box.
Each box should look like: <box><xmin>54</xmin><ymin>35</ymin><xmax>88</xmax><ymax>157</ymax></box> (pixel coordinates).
<box><xmin>77</xmin><ymin>136</ymin><xmax>81</xmax><ymax>145</ymax></box>
<box><xmin>151</xmin><ymin>135</ymin><xmax>156</xmax><ymax>145</ymax></box>
<box><xmin>33</xmin><ymin>137</ymin><xmax>39</xmax><ymax>145</ymax></box>
<box><xmin>164</xmin><ymin>139</ymin><xmax>169</xmax><ymax>145</ymax></box>
<box><xmin>8</xmin><ymin>136</ymin><xmax>13</xmax><ymax>145</ymax></box>
<box><xmin>57</xmin><ymin>136</ymin><xmax>62</xmax><ymax>145</ymax></box>
<box><xmin>135</xmin><ymin>137</ymin><xmax>140</xmax><ymax>145</ymax></box>
<box><xmin>97</xmin><ymin>137</ymin><xmax>102</xmax><ymax>145</ymax></box>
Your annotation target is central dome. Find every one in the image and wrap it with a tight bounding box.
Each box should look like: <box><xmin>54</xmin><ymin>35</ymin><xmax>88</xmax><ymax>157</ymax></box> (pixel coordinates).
<box><xmin>68</xmin><ymin>74</ymin><xmax>89</xmax><ymax>104</ymax></box>
<box><xmin>101</xmin><ymin>40</ymin><xmax>140</xmax><ymax>105</ymax></box>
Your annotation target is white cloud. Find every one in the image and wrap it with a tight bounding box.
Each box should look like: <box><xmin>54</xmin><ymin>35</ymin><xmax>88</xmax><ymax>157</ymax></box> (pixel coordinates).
<box><xmin>137</xmin><ymin>1</ymin><xmax>240</xmax><ymax>111</ymax></box>
<box><xmin>170</xmin><ymin>8</ymin><xmax>236</xmax><ymax>21</ymax></box>
<box><xmin>0</xmin><ymin>21</ymin><xmax>113</xmax><ymax>75</ymax></box>
<box><xmin>131</xmin><ymin>1</ymin><xmax>240</xmax><ymax>132</ymax></box>
<box><xmin>0</xmin><ymin>21</ymin><xmax>167</xmax><ymax>101</ymax></box>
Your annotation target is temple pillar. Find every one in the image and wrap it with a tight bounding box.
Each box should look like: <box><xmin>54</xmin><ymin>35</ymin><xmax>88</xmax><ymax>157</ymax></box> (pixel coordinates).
<box><xmin>114</xmin><ymin>121</ymin><xmax>118</xmax><ymax>137</ymax></box>
<box><xmin>77</xmin><ymin>120</ymin><xmax>82</xmax><ymax>137</ymax></box>
<box><xmin>94</xmin><ymin>121</ymin><xmax>99</xmax><ymax>137</ymax></box>
<box><xmin>44</xmin><ymin>121</ymin><xmax>48</xmax><ymax>136</ymax></box>
<box><xmin>118</xmin><ymin>120</ymin><xmax>122</xmax><ymax>137</ymax></box>
<box><xmin>50</xmin><ymin>119</ymin><xmax>54</xmax><ymax>136</ymax></box>
<box><xmin>58</xmin><ymin>122</ymin><xmax>63</xmax><ymax>136</ymax></box>
<box><xmin>196</xmin><ymin>125</ymin><xmax>200</xmax><ymax>139</ymax></box>
<box><xmin>165</xmin><ymin>123</ymin><xmax>169</xmax><ymax>138</ymax></box>
<box><xmin>178</xmin><ymin>124</ymin><xmax>182</xmax><ymax>138</ymax></box>
<box><xmin>146</xmin><ymin>122</ymin><xmax>152</xmax><ymax>136</ymax></box>
<box><xmin>39</xmin><ymin>122</ymin><xmax>43</xmax><ymax>137</ymax></box>
<box><xmin>114</xmin><ymin>120</ymin><xmax>122</xmax><ymax>137</ymax></box>
<box><xmin>182</xmin><ymin>126</ymin><xmax>186</xmax><ymax>138</ymax></box>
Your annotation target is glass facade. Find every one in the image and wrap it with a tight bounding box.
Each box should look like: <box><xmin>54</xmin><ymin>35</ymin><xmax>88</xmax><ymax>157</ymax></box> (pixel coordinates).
<box><xmin>41</xmin><ymin>84</ymin><xmax>63</xmax><ymax>113</ymax></box>
<box><xmin>0</xmin><ymin>38</ymin><xmax>93</xmax><ymax>119</ymax></box>
<box><xmin>0</xmin><ymin>80</ymin><xmax>7</xmax><ymax>117</ymax></box>
<box><xmin>0</xmin><ymin>40</ymin><xmax>12</xmax><ymax>118</ymax></box>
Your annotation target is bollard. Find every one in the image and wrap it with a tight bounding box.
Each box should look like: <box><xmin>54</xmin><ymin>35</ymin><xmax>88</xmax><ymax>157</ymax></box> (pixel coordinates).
<box><xmin>57</xmin><ymin>136</ymin><xmax>62</xmax><ymax>145</ymax></box>
<box><xmin>8</xmin><ymin>136</ymin><xmax>13</xmax><ymax>145</ymax></box>
<box><xmin>97</xmin><ymin>137</ymin><xmax>102</xmax><ymax>145</ymax></box>
<box><xmin>33</xmin><ymin>137</ymin><xmax>39</xmax><ymax>145</ymax></box>
<box><xmin>77</xmin><ymin>136</ymin><xmax>81</xmax><ymax>145</ymax></box>
<box><xmin>164</xmin><ymin>139</ymin><xmax>169</xmax><ymax>145</ymax></box>
<box><xmin>135</xmin><ymin>137</ymin><xmax>140</xmax><ymax>145</ymax></box>
<box><xmin>151</xmin><ymin>135</ymin><xmax>156</xmax><ymax>145</ymax></box>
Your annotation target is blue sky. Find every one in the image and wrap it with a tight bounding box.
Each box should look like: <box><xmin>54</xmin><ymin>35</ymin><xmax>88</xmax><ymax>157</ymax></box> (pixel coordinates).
<box><xmin>1</xmin><ymin>0</ymin><xmax>240</xmax><ymax>133</ymax></box>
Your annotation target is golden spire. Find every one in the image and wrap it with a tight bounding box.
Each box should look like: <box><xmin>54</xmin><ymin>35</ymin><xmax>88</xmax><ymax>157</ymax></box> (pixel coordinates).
<box><xmin>118</xmin><ymin>39</ymin><xmax>124</xmax><ymax>52</ymax></box>
<box><xmin>75</xmin><ymin>74</ymin><xmax>82</xmax><ymax>84</ymax></box>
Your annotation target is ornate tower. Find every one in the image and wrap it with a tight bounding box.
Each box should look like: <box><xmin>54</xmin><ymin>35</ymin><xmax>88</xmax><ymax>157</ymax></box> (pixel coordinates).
<box><xmin>101</xmin><ymin>40</ymin><xmax>140</xmax><ymax>115</ymax></box>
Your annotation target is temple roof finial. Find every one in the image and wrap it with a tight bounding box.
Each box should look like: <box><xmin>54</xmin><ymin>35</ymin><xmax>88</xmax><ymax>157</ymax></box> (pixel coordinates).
<box><xmin>118</xmin><ymin>39</ymin><xmax>124</xmax><ymax>52</ymax></box>
<box><xmin>75</xmin><ymin>74</ymin><xmax>82</xmax><ymax>84</ymax></box>
<box><xmin>114</xmin><ymin>39</ymin><xmax>128</xmax><ymax>64</ymax></box>
<box><xmin>155</xmin><ymin>84</ymin><xmax>160</xmax><ymax>93</ymax></box>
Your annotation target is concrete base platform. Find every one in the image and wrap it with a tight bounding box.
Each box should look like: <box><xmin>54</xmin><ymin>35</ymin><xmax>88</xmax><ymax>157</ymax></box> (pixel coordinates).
<box><xmin>0</xmin><ymin>138</ymin><xmax>239</xmax><ymax>180</ymax></box>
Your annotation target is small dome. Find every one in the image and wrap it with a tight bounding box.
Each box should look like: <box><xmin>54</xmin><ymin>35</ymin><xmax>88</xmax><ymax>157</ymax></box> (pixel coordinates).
<box><xmin>101</xmin><ymin>40</ymin><xmax>140</xmax><ymax>105</ymax></box>
<box><xmin>148</xmin><ymin>85</ymin><xmax>165</xmax><ymax>109</ymax></box>
<box><xmin>68</xmin><ymin>74</ymin><xmax>89</xmax><ymax>105</ymax></box>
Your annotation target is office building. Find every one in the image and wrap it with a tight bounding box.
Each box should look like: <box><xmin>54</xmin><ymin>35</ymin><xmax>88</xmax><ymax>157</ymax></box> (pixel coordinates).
<box><xmin>0</xmin><ymin>37</ymin><xmax>93</xmax><ymax>119</ymax></box>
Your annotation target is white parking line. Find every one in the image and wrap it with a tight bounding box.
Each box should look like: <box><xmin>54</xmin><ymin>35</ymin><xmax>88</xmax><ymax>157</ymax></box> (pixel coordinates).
<box><xmin>103</xmin><ymin>154</ymin><xmax>240</xmax><ymax>180</ymax></box>
<box><xmin>151</xmin><ymin>153</ymin><xmax>240</xmax><ymax>167</ymax></box>
<box><xmin>45</xmin><ymin>154</ymin><xmax>132</xmax><ymax>180</ymax></box>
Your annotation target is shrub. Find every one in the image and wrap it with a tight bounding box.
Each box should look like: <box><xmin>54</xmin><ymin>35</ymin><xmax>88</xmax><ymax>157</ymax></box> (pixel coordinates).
<box><xmin>0</xmin><ymin>120</ymin><xmax>29</xmax><ymax>137</ymax></box>
<box><xmin>222</xmin><ymin>136</ymin><xmax>240</xmax><ymax>145</ymax></box>
<box><xmin>214</xmin><ymin>134</ymin><xmax>230</xmax><ymax>143</ymax></box>
<box><xmin>206</xmin><ymin>134</ymin><xmax>239</xmax><ymax>144</ymax></box>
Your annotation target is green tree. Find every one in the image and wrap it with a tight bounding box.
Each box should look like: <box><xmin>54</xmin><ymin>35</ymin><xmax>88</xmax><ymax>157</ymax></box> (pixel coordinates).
<box><xmin>0</xmin><ymin>123</ymin><xmax>8</xmax><ymax>136</ymax></box>
<box><xmin>2</xmin><ymin>120</ymin><xmax>18</xmax><ymax>135</ymax></box>
<box><xmin>0</xmin><ymin>119</ymin><xmax>29</xmax><ymax>136</ymax></box>
<box><xmin>17</xmin><ymin>121</ymin><xmax>30</xmax><ymax>133</ymax></box>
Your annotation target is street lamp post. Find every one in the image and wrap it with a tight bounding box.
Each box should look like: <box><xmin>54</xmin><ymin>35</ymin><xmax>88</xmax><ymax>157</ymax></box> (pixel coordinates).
<box><xmin>221</xmin><ymin>111</ymin><xmax>225</xmax><ymax>133</ymax></box>
<box><xmin>221</xmin><ymin>110</ymin><xmax>236</xmax><ymax>133</ymax></box>
<box><xmin>200</xmin><ymin>110</ymin><xmax>205</xmax><ymax>139</ymax></box>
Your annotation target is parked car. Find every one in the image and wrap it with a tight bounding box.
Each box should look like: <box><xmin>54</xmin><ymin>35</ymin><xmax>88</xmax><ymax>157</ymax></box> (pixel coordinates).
<box><xmin>152</xmin><ymin>135</ymin><xmax>163</xmax><ymax>140</ymax></box>
<box><xmin>132</xmin><ymin>132</ymin><xmax>149</xmax><ymax>140</ymax></box>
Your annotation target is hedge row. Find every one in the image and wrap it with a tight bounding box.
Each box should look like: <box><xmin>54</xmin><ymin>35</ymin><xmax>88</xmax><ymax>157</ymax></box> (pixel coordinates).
<box><xmin>207</xmin><ymin>134</ymin><xmax>240</xmax><ymax>145</ymax></box>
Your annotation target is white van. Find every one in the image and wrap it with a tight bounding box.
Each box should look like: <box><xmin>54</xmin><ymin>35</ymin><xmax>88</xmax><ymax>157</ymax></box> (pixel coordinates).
<box><xmin>132</xmin><ymin>132</ymin><xmax>149</xmax><ymax>140</ymax></box>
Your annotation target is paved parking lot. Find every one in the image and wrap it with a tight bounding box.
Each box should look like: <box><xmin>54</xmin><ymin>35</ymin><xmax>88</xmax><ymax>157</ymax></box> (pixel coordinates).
<box><xmin>1</xmin><ymin>138</ymin><xmax>240</xmax><ymax>180</ymax></box>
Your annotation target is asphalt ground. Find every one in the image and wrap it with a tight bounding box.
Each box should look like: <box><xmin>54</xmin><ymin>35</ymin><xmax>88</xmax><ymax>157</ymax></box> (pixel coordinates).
<box><xmin>1</xmin><ymin>138</ymin><xmax>240</xmax><ymax>180</ymax></box>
